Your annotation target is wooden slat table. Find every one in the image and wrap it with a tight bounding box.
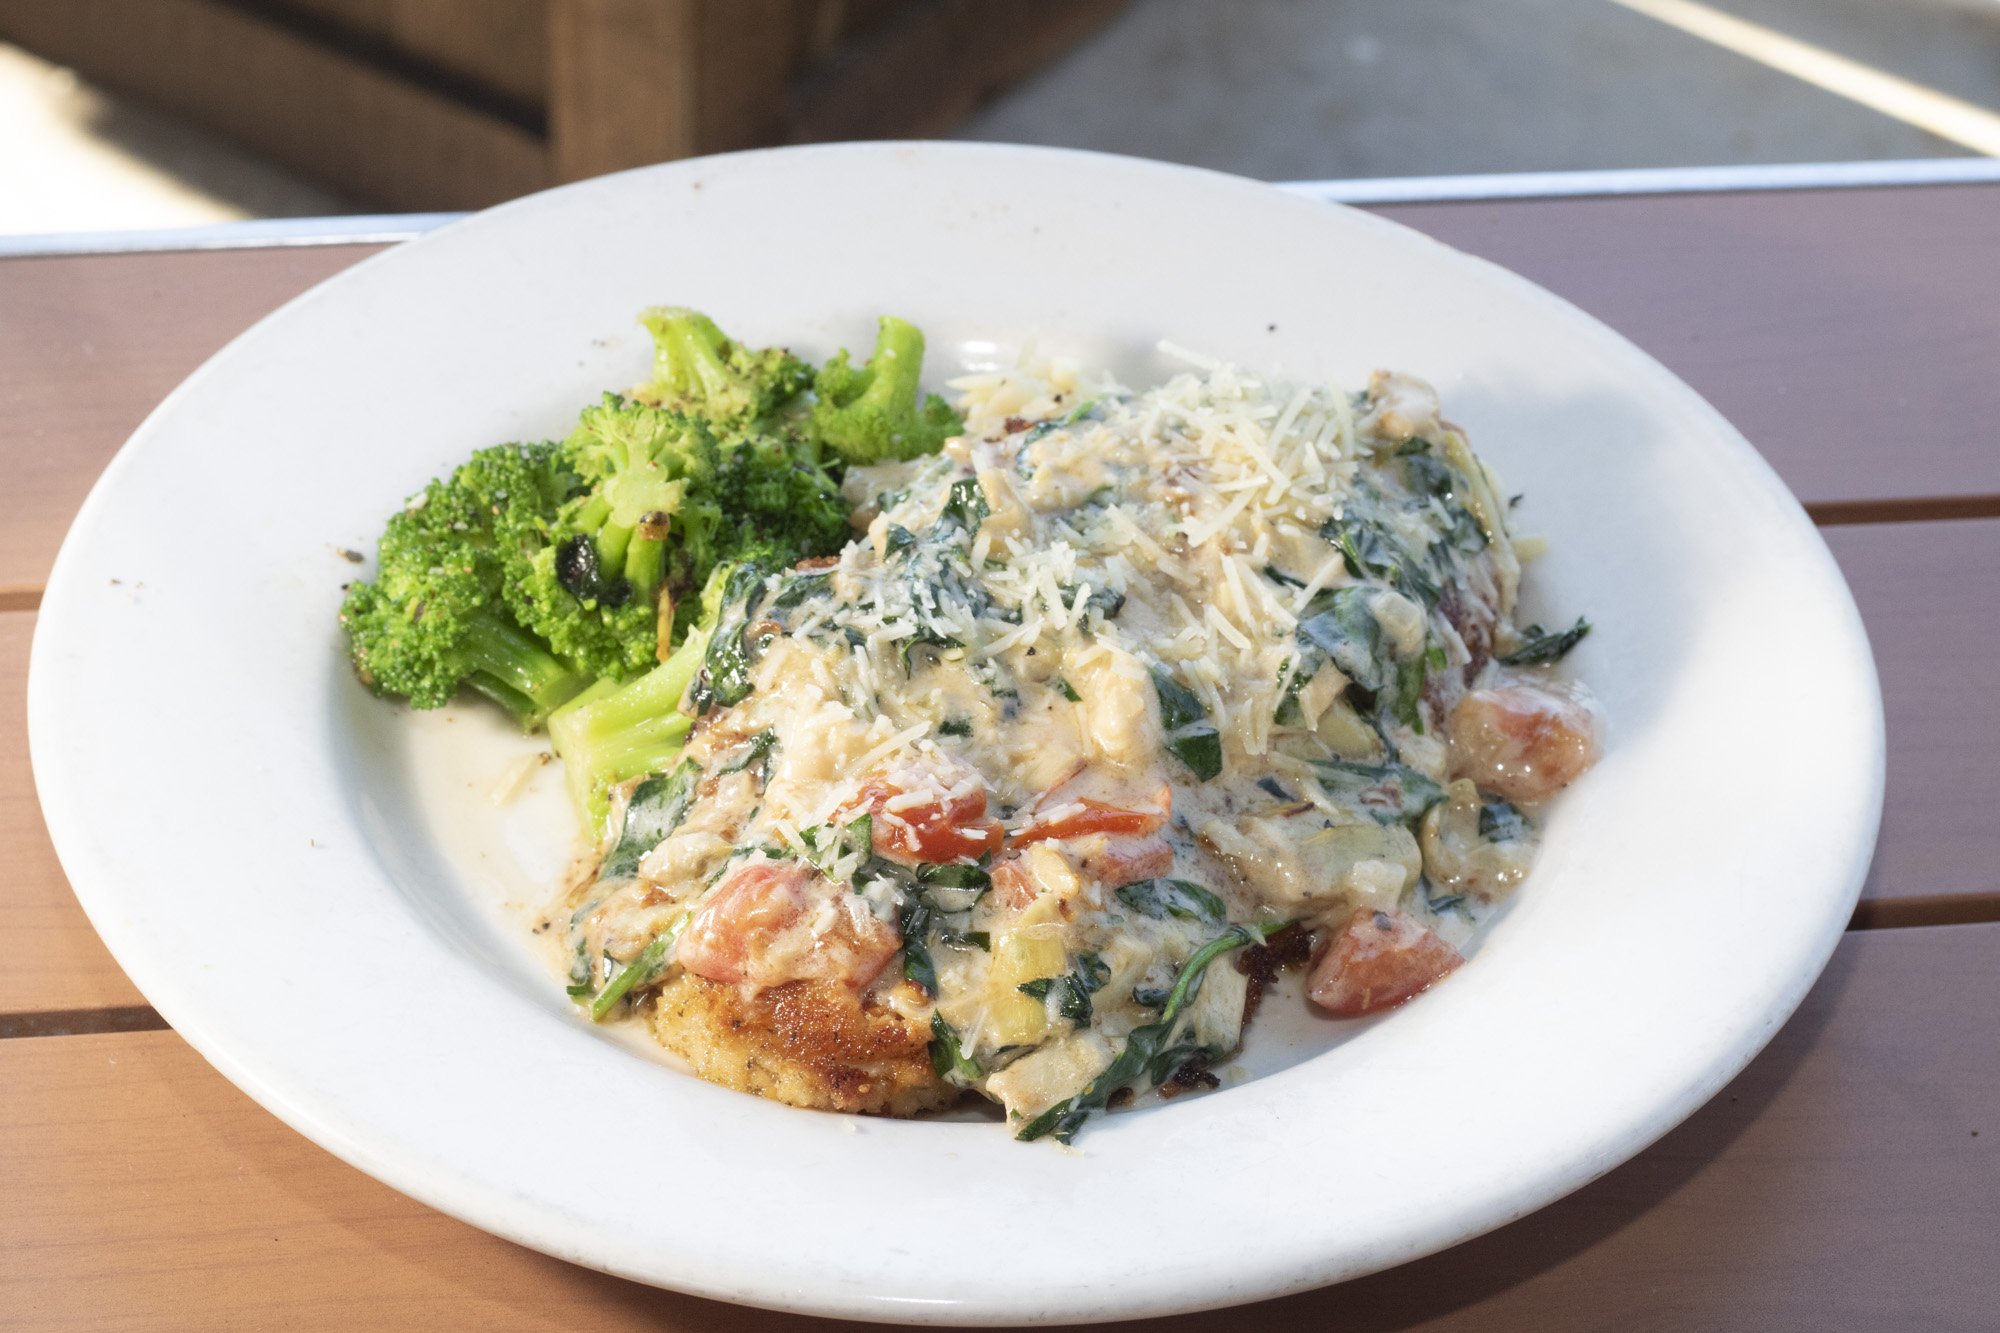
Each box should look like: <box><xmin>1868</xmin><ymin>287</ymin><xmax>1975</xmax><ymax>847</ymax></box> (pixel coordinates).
<box><xmin>4</xmin><ymin>182</ymin><xmax>1997</xmax><ymax>1329</ymax></box>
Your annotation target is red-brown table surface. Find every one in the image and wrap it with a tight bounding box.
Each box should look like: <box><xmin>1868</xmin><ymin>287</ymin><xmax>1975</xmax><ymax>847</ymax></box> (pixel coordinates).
<box><xmin>2</xmin><ymin>184</ymin><xmax>1996</xmax><ymax>1330</ymax></box>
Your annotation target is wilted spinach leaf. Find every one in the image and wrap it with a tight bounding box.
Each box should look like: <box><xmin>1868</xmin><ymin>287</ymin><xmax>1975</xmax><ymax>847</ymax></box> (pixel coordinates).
<box><xmin>1497</xmin><ymin>617</ymin><xmax>1591</xmax><ymax>666</ymax></box>
<box><xmin>1306</xmin><ymin>758</ymin><xmax>1445</xmax><ymax>825</ymax></box>
<box><xmin>600</xmin><ymin>760</ymin><xmax>701</xmax><ymax>880</ymax></box>
<box><xmin>1151</xmin><ymin>665</ymin><xmax>1223</xmax><ymax>781</ymax></box>
<box><xmin>1117</xmin><ymin>878</ymin><xmax>1229</xmax><ymax>927</ymax></box>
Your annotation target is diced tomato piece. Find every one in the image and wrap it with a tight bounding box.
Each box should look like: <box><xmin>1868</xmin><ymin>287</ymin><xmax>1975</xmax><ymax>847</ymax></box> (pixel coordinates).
<box><xmin>883</xmin><ymin>812</ymin><xmax>1005</xmax><ymax>863</ymax></box>
<box><xmin>678</xmin><ymin>860</ymin><xmax>898</xmax><ymax>990</ymax></box>
<box><xmin>1307</xmin><ymin>909</ymin><xmax>1464</xmax><ymax>1016</ymax></box>
<box><xmin>1011</xmin><ymin>798</ymin><xmax>1168</xmax><ymax>848</ymax></box>
<box><xmin>991</xmin><ymin>826</ymin><xmax>1173</xmax><ymax>908</ymax></box>
<box><xmin>1447</xmin><ymin>680</ymin><xmax>1601</xmax><ymax>806</ymax></box>
<box><xmin>846</xmin><ymin>773</ymin><xmax>1004</xmax><ymax>865</ymax></box>
<box><xmin>1000</xmin><ymin>787</ymin><xmax>1175</xmax><ymax>894</ymax></box>
<box><xmin>677</xmin><ymin>862</ymin><xmax>808</xmax><ymax>984</ymax></box>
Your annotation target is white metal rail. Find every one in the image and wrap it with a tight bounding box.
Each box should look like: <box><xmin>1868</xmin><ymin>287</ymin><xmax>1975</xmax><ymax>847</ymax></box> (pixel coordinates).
<box><xmin>4</xmin><ymin>157</ymin><xmax>1998</xmax><ymax>259</ymax></box>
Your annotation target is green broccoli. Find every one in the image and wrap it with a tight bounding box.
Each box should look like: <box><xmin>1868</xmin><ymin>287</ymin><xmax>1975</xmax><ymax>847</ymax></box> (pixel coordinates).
<box><xmin>631</xmin><ymin>306</ymin><xmax>813</xmax><ymax>430</ymax></box>
<box><xmin>677</xmin><ymin>419</ymin><xmax>850</xmax><ymax>631</ymax></box>
<box><xmin>810</xmin><ymin>315</ymin><xmax>963</xmax><ymax>464</ymax></box>
<box><xmin>505</xmin><ymin>310</ymin><xmax>854</xmax><ymax>675</ymax></box>
<box><xmin>502</xmin><ymin>396</ymin><xmax>703</xmax><ymax>682</ymax></box>
<box><xmin>511</xmin><ymin>387</ymin><xmax>850</xmax><ymax>669</ymax></box>
<box><xmin>341</xmin><ymin>308</ymin><xmax>947</xmax><ymax>751</ymax></box>
<box><xmin>547</xmin><ymin>564</ymin><xmax>748</xmax><ymax>833</ymax></box>
<box><xmin>339</xmin><ymin>443</ymin><xmax>588</xmax><ymax>727</ymax></box>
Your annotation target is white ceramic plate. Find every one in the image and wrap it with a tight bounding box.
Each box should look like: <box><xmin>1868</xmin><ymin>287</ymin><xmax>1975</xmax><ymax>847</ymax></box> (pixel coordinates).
<box><xmin>29</xmin><ymin>143</ymin><xmax>1882</xmax><ymax>1324</ymax></box>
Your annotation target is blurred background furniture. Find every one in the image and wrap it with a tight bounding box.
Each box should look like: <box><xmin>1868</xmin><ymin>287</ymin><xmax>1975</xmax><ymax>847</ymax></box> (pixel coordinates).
<box><xmin>0</xmin><ymin>0</ymin><xmax>1129</xmax><ymax>210</ymax></box>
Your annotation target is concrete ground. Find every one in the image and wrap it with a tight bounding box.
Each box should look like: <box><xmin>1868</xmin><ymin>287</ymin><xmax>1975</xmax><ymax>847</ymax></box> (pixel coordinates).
<box><xmin>957</xmin><ymin>0</ymin><xmax>2000</xmax><ymax>177</ymax></box>
<box><xmin>3</xmin><ymin>0</ymin><xmax>1998</xmax><ymax>236</ymax></box>
<box><xmin>0</xmin><ymin>42</ymin><xmax>354</xmax><ymax>235</ymax></box>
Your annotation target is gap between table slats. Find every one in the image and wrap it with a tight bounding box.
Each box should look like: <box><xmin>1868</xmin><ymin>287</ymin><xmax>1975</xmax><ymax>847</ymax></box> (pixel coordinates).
<box><xmin>1808</xmin><ymin>495</ymin><xmax>2000</xmax><ymax>525</ymax></box>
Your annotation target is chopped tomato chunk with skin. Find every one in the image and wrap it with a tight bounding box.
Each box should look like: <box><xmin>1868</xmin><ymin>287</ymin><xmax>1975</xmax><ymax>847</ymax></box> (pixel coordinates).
<box><xmin>1012</xmin><ymin>798</ymin><xmax>1167</xmax><ymax>848</ymax></box>
<box><xmin>1447</xmin><ymin>680</ymin><xmax>1601</xmax><ymax>806</ymax></box>
<box><xmin>991</xmin><ymin>829</ymin><xmax>1172</xmax><ymax>909</ymax></box>
<box><xmin>843</xmin><ymin>772</ymin><xmax>1004</xmax><ymax>865</ymax></box>
<box><xmin>677</xmin><ymin>860</ymin><xmax>898</xmax><ymax>991</ymax></box>
<box><xmin>676</xmin><ymin>861</ymin><xmax>806</xmax><ymax>984</ymax></box>
<box><xmin>1307</xmin><ymin>909</ymin><xmax>1464</xmax><ymax>1016</ymax></box>
<box><xmin>1014</xmin><ymin>784</ymin><xmax>1170</xmax><ymax>845</ymax></box>
<box><xmin>871</xmin><ymin>800</ymin><xmax>1004</xmax><ymax>863</ymax></box>
<box><xmin>998</xmin><ymin>788</ymin><xmax>1174</xmax><ymax>899</ymax></box>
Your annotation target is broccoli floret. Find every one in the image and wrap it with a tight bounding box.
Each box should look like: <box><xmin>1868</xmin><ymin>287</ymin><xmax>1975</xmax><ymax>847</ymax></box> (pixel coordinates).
<box><xmin>502</xmin><ymin>396</ymin><xmax>703</xmax><ymax>681</ymax></box>
<box><xmin>339</xmin><ymin>444</ymin><xmax>588</xmax><ymax>728</ymax></box>
<box><xmin>452</xmin><ymin>438</ymin><xmax>580</xmax><ymax>551</ymax></box>
<box><xmin>519</xmin><ymin>387</ymin><xmax>851</xmax><ymax>658</ymax></box>
<box><xmin>341</xmin><ymin>309</ymin><xmax>862</xmax><ymax>740</ymax></box>
<box><xmin>509</xmin><ymin>546</ymin><xmax>663</xmax><ymax>684</ymax></box>
<box><xmin>810</xmin><ymin>315</ymin><xmax>963</xmax><ymax>464</ymax></box>
<box><xmin>508</xmin><ymin>308</ymin><xmax>852</xmax><ymax>675</ymax></box>
<box><xmin>679</xmin><ymin>421</ymin><xmax>850</xmax><ymax>633</ymax></box>
<box><xmin>632</xmin><ymin>306</ymin><xmax>812</xmax><ymax>428</ymax></box>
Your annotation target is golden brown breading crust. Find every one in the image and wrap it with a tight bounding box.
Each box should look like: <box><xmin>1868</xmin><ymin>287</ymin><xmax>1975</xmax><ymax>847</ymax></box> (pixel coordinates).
<box><xmin>650</xmin><ymin>974</ymin><xmax>957</xmax><ymax>1116</ymax></box>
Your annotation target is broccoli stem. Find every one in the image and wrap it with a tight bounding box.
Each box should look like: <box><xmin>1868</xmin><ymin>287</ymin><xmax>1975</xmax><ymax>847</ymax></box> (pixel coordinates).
<box><xmin>595</xmin><ymin>520</ymin><xmax>635</xmax><ymax>577</ymax></box>
<box><xmin>572</xmin><ymin>492</ymin><xmax>613</xmax><ymax>533</ymax></box>
<box><xmin>854</xmin><ymin>316</ymin><xmax>927</xmax><ymax>417</ymax></box>
<box><xmin>566</xmin><ymin>480</ymin><xmax>667</xmax><ymax>609</ymax></box>
<box><xmin>456</xmin><ymin>609</ymin><xmax>589</xmax><ymax>728</ymax></box>
<box><xmin>623</xmin><ymin>533</ymin><xmax>665</xmax><ymax>604</ymax></box>
<box><xmin>548</xmin><ymin>626</ymin><xmax>712</xmax><ymax>832</ymax></box>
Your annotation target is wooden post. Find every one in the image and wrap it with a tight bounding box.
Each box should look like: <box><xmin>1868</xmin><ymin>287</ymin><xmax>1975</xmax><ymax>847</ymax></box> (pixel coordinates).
<box><xmin>546</xmin><ymin>0</ymin><xmax>700</xmax><ymax>183</ymax></box>
<box><xmin>546</xmin><ymin>0</ymin><xmax>814</xmax><ymax>183</ymax></box>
